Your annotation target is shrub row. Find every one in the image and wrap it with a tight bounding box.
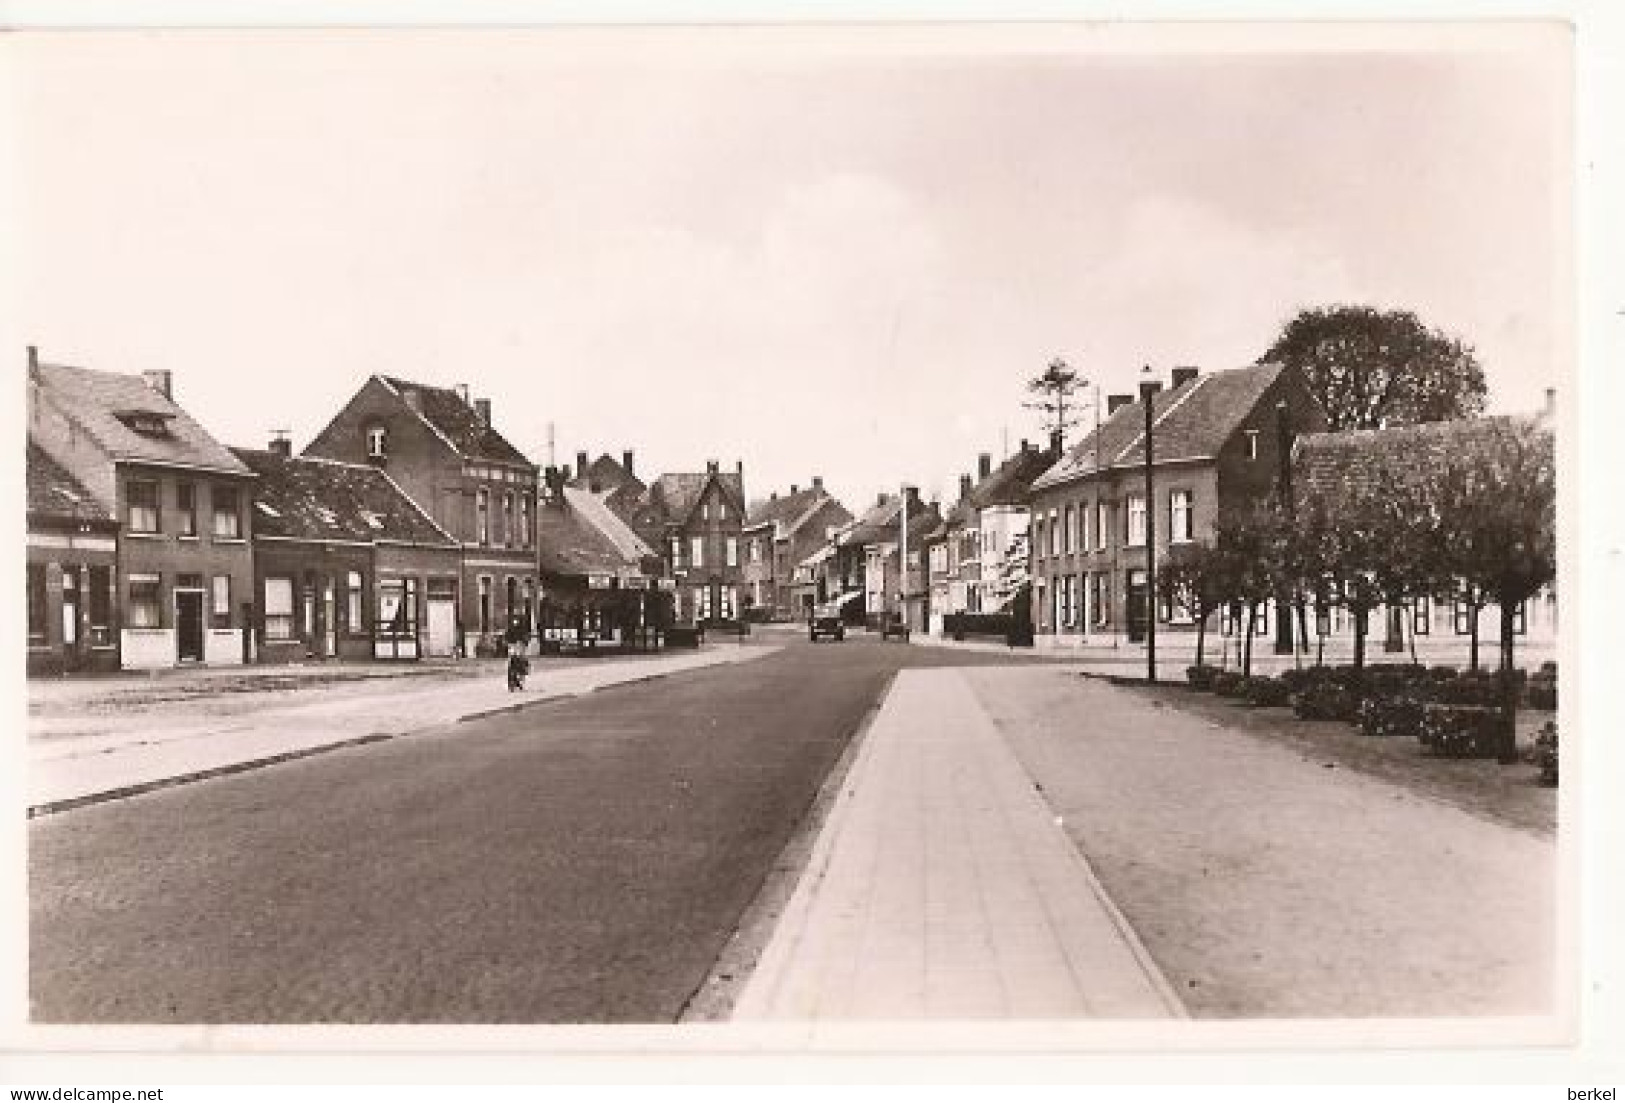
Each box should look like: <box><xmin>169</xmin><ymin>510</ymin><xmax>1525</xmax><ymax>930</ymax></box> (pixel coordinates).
<box><xmin>1535</xmin><ymin>720</ymin><xmax>1559</xmax><ymax>785</ymax></box>
<box><xmin>944</xmin><ymin>612</ymin><xmax>1015</xmax><ymax>640</ymax></box>
<box><xmin>1417</xmin><ymin>705</ymin><xmax>1505</xmax><ymax>759</ymax></box>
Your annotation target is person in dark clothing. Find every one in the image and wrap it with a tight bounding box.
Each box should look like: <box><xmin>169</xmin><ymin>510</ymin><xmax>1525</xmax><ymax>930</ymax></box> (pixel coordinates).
<box><xmin>505</xmin><ymin>617</ymin><xmax>531</xmax><ymax>692</ymax></box>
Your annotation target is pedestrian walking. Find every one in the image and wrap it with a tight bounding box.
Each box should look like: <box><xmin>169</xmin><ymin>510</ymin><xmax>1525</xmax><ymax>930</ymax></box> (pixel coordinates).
<box><xmin>505</xmin><ymin>617</ymin><xmax>531</xmax><ymax>692</ymax></box>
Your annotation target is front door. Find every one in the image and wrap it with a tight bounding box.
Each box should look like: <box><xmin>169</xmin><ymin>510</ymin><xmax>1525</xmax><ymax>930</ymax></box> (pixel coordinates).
<box><xmin>176</xmin><ymin>590</ymin><xmax>205</xmax><ymax>662</ymax></box>
<box><xmin>61</xmin><ymin>566</ymin><xmax>83</xmax><ymax>670</ymax></box>
<box><xmin>322</xmin><ymin>577</ymin><xmax>337</xmax><ymax>658</ymax></box>
<box><xmin>1126</xmin><ymin>570</ymin><xmax>1148</xmax><ymax>643</ymax></box>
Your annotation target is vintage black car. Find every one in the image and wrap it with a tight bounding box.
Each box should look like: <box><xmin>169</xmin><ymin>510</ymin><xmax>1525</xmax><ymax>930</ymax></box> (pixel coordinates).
<box><xmin>807</xmin><ymin>604</ymin><xmax>846</xmax><ymax>642</ymax></box>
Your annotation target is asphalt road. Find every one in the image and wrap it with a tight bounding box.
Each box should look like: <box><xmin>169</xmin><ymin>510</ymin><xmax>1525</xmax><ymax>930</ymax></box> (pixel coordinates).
<box><xmin>30</xmin><ymin>636</ymin><xmax>1051</xmax><ymax>1023</ymax></box>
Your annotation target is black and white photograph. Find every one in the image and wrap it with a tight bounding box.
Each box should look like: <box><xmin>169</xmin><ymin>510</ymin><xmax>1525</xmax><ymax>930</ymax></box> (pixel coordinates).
<box><xmin>5</xmin><ymin>7</ymin><xmax>1617</xmax><ymax>1088</ymax></box>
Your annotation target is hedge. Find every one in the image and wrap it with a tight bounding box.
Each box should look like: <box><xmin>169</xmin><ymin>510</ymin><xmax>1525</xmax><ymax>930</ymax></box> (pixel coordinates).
<box><xmin>1417</xmin><ymin>704</ymin><xmax>1505</xmax><ymax>758</ymax></box>
<box><xmin>1212</xmin><ymin>671</ymin><xmax>1249</xmax><ymax>698</ymax></box>
<box><xmin>1358</xmin><ymin>694</ymin><xmax>1426</xmax><ymax>738</ymax></box>
<box><xmin>943</xmin><ymin>612</ymin><xmax>1015</xmax><ymax>640</ymax></box>
<box><xmin>1535</xmin><ymin>721</ymin><xmax>1559</xmax><ymax>785</ymax></box>
<box><xmin>1187</xmin><ymin>665</ymin><xmax>1222</xmax><ymax>691</ymax></box>
<box><xmin>1242</xmin><ymin>675</ymin><xmax>1293</xmax><ymax>708</ymax></box>
<box><xmin>1292</xmin><ymin>680</ymin><xmax>1359</xmax><ymax>722</ymax></box>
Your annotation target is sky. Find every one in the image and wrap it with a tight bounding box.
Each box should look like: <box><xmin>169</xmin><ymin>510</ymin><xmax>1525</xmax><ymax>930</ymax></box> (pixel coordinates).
<box><xmin>10</xmin><ymin>24</ymin><xmax>1571</xmax><ymax>513</ymax></box>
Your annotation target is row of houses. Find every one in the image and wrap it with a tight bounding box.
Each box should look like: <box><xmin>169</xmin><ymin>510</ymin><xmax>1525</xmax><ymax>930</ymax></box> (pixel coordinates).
<box><xmin>24</xmin><ymin>348</ymin><xmax>762</xmax><ymax>674</ymax></box>
<box><xmin>777</xmin><ymin>361</ymin><xmax>1557</xmax><ymax>656</ymax></box>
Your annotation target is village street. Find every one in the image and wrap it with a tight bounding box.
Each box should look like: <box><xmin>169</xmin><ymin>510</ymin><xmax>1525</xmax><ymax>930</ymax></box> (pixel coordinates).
<box><xmin>28</xmin><ymin>627</ymin><xmax>1554</xmax><ymax>1025</ymax></box>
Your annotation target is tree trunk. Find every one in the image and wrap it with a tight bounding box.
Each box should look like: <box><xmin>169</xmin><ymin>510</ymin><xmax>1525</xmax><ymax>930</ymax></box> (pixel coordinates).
<box><xmin>1352</xmin><ymin>606</ymin><xmax>1367</xmax><ymax>671</ymax></box>
<box><xmin>1243</xmin><ymin>602</ymin><xmax>1256</xmax><ymax>678</ymax></box>
<box><xmin>1406</xmin><ymin>603</ymin><xmax>1419</xmax><ymax>665</ymax></box>
<box><xmin>1469</xmin><ymin>604</ymin><xmax>1481</xmax><ymax>672</ymax></box>
<box><xmin>1497</xmin><ymin>598</ymin><xmax>1520</xmax><ymax>764</ymax></box>
<box><xmin>1195</xmin><ymin>612</ymin><xmax>1207</xmax><ymax>668</ymax></box>
<box><xmin>1295</xmin><ymin>598</ymin><xmax>1309</xmax><ymax>670</ymax></box>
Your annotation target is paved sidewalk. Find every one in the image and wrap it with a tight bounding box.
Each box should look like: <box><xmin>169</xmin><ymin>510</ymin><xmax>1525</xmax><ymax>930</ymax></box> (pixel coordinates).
<box><xmin>733</xmin><ymin>667</ymin><xmax>1184</xmax><ymax>1020</ymax></box>
<box><xmin>28</xmin><ymin>643</ymin><xmax>777</xmax><ymax>812</ymax></box>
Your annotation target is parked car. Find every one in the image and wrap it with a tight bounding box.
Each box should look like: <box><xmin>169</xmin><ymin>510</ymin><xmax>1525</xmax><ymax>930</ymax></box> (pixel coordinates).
<box><xmin>808</xmin><ymin>604</ymin><xmax>846</xmax><ymax>642</ymax></box>
<box><xmin>879</xmin><ymin>612</ymin><xmax>912</xmax><ymax>642</ymax></box>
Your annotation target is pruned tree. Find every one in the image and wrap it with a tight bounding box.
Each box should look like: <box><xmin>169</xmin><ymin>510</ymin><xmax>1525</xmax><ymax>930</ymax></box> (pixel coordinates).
<box><xmin>1211</xmin><ymin>506</ymin><xmax>1289</xmax><ymax>677</ymax></box>
<box><xmin>1262</xmin><ymin>306</ymin><xmax>1487</xmax><ymax>431</ymax></box>
<box><xmin>1158</xmin><ymin>539</ymin><xmax>1227</xmax><ymax>668</ymax></box>
<box><xmin>1024</xmin><ymin>356</ymin><xmax>1083</xmax><ymax>453</ymax></box>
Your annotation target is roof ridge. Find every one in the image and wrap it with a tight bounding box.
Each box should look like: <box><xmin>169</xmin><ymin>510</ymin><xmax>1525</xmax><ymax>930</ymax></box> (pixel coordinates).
<box><xmin>1113</xmin><ymin>373</ymin><xmax>1212</xmax><ymax>465</ymax></box>
<box><xmin>373</xmin><ymin>374</ymin><xmax>464</xmax><ymax>458</ymax></box>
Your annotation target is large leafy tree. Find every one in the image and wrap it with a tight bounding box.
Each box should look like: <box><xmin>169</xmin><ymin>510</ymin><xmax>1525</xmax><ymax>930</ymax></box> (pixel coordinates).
<box><xmin>1262</xmin><ymin>306</ymin><xmax>1487</xmax><ymax>431</ymax></box>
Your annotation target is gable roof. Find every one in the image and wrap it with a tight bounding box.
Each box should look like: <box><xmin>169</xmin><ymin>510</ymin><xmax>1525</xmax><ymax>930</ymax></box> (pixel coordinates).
<box><xmin>840</xmin><ymin>494</ymin><xmax>938</xmax><ymax>548</ymax></box>
<box><xmin>27</xmin><ymin>438</ymin><xmax>114</xmax><ymax>524</ymax></box>
<box><xmin>376</xmin><ymin>375</ymin><xmax>534</xmax><ymax>468</ymax></box>
<box><xmin>230</xmin><ymin>448</ymin><xmax>457</xmax><ymax>546</ymax></box>
<box><xmin>536</xmin><ymin>487</ymin><xmax>653</xmax><ymax>578</ymax></box>
<box><xmin>1293</xmin><ymin>415</ymin><xmax>1541</xmax><ymax>499</ymax></box>
<box><xmin>643</xmin><ymin>469</ymin><xmax>746</xmax><ymax>527</ymax></box>
<box><xmin>1032</xmin><ymin>362</ymin><xmax>1286</xmax><ymax>491</ymax></box>
<box><xmin>745</xmin><ymin>485</ymin><xmax>853</xmax><ymax>540</ymax></box>
<box><xmin>31</xmin><ymin>361</ymin><xmax>253</xmax><ymax>477</ymax></box>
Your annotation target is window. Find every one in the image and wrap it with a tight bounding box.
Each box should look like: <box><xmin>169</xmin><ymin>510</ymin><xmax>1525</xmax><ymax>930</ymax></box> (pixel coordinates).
<box><xmin>503</xmin><ymin>492</ymin><xmax>515</xmax><ymax>547</ymax></box>
<box><xmin>27</xmin><ymin>565</ymin><xmax>48</xmax><ymax>643</ymax></box>
<box><xmin>127</xmin><ymin>480</ymin><xmax>160</xmax><ymax>533</ymax></box>
<box><xmin>177</xmin><ymin>483</ymin><xmax>198</xmax><ymax>537</ymax></box>
<box><xmin>506</xmin><ymin>577</ymin><xmax>519</xmax><ymax>625</ymax></box>
<box><xmin>130</xmin><ymin>574</ymin><xmax>163</xmax><ymax>629</ymax></box>
<box><xmin>702</xmin><ymin>503</ymin><xmax>710</xmax><ymax>522</ymax></box>
<box><xmin>1413</xmin><ymin>598</ymin><xmax>1431</xmax><ymax>636</ymax></box>
<box><xmin>1127</xmin><ymin>495</ymin><xmax>1147</xmax><ymax>546</ymax></box>
<box><xmin>1048</xmin><ymin>510</ymin><xmax>1059</xmax><ymax>556</ymax></box>
<box><xmin>1251</xmin><ymin>603</ymin><xmax>1271</xmax><ymax>636</ymax></box>
<box><xmin>1169</xmin><ymin>490</ymin><xmax>1193</xmax><ymax>544</ymax></box>
<box><xmin>519</xmin><ymin>494</ymin><xmax>532</xmax><ymax>548</ymax></box>
<box><xmin>691</xmin><ymin>536</ymin><xmax>704</xmax><ymax>568</ymax></box>
<box><xmin>695</xmin><ymin>585</ymin><xmax>712</xmax><ymax>621</ymax></box>
<box><xmin>478</xmin><ymin>576</ymin><xmax>492</xmax><ymax>634</ymax></box>
<box><xmin>750</xmin><ymin>539</ymin><xmax>762</xmax><ymax>564</ymax></box>
<box><xmin>1096</xmin><ymin>501</ymin><xmax>1110</xmax><ymax>552</ymax></box>
<box><xmin>1091</xmin><ymin>572</ymin><xmax>1109</xmax><ymax>627</ymax></box>
<box><xmin>88</xmin><ymin>565</ymin><xmax>112</xmax><ymax>645</ymax></box>
<box><xmin>211</xmin><ymin>575</ymin><xmax>231</xmax><ymax>628</ymax></box>
<box><xmin>347</xmin><ymin>571</ymin><xmax>364</xmax><ymax>633</ymax></box>
<box><xmin>726</xmin><ymin>537</ymin><xmax>739</xmax><ymax>568</ymax></box>
<box><xmin>1031</xmin><ymin>520</ymin><xmax>1043</xmax><ymax>560</ymax></box>
<box><xmin>522</xmin><ymin>579</ymin><xmax>535</xmax><ymax>630</ymax></box>
<box><xmin>669</xmin><ymin>536</ymin><xmax>683</xmax><ymax>567</ymax></box>
<box><xmin>476</xmin><ymin>489</ymin><xmax>490</xmax><ymax>546</ymax></box>
<box><xmin>1453</xmin><ymin>598</ymin><xmax>1474</xmax><ymax>635</ymax></box>
<box><xmin>367</xmin><ymin>426</ymin><xmax>387</xmax><ymax>459</ymax></box>
<box><xmin>1061</xmin><ymin>575</ymin><xmax>1076</xmax><ymax>630</ymax></box>
<box><xmin>1511</xmin><ymin>600</ymin><xmax>1527</xmax><ymax>636</ymax></box>
<box><xmin>212</xmin><ymin>486</ymin><xmax>242</xmax><ymax>539</ymax></box>
<box><xmin>1245</xmin><ymin>430</ymin><xmax>1260</xmax><ymax>460</ymax></box>
<box><xmin>1063</xmin><ymin>507</ymin><xmax>1075</xmax><ymax>554</ymax></box>
<box><xmin>720</xmin><ymin>587</ymin><xmax>735</xmax><ymax>619</ymax></box>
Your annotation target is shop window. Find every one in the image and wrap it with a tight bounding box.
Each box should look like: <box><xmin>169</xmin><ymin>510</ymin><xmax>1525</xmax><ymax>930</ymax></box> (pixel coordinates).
<box><xmin>211</xmin><ymin>575</ymin><xmax>231</xmax><ymax>628</ymax></box>
<box><xmin>212</xmin><ymin>486</ymin><xmax>242</xmax><ymax>539</ymax></box>
<box><xmin>177</xmin><ymin>483</ymin><xmax>198</xmax><ymax>537</ymax></box>
<box><xmin>264</xmin><ymin>577</ymin><xmax>294</xmax><ymax>639</ymax></box>
<box><xmin>130</xmin><ymin>574</ymin><xmax>163</xmax><ymax>629</ymax></box>
<box><xmin>127</xmin><ymin>480</ymin><xmax>160</xmax><ymax>533</ymax></box>
<box><xmin>27</xmin><ymin>564</ymin><xmax>48</xmax><ymax>644</ymax></box>
<box><xmin>88</xmin><ymin>565</ymin><xmax>112</xmax><ymax>645</ymax></box>
<box><xmin>347</xmin><ymin>572</ymin><xmax>364</xmax><ymax>633</ymax></box>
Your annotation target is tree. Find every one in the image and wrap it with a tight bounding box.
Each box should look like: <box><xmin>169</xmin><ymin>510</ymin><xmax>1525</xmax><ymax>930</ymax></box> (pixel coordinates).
<box><xmin>1261</xmin><ymin>306</ymin><xmax>1487</xmax><ymax>431</ymax></box>
<box><xmin>1024</xmin><ymin>357</ymin><xmax>1083</xmax><ymax>453</ymax></box>
<box><xmin>1210</xmin><ymin>507</ymin><xmax>1289</xmax><ymax>677</ymax></box>
<box><xmin>1158</xmin><ymin>540</ymin><xmax>1226</xmax><ymax>668</ymax></box>
<box><xmin>1434</xmin><ymin>418</ymin><xmax>1556</xmax><ymax>761</ymax></box>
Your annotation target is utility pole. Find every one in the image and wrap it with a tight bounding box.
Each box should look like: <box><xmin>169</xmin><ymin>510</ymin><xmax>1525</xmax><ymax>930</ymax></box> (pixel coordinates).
<box><xmin>1141</xmin><ymin>368</ymin><xmax>1161</xmax><ymax>682</ymax></box>
<box><xmin>898</xmin><ymin>485</ymin><xmax>910</xmax><ymax>628</ymax></box>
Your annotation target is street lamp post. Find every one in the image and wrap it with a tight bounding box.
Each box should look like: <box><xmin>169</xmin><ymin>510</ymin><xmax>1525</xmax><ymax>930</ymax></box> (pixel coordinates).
<box><xmin>1140</xmin><ymin>368</ymin><xmax>1162</xmax><ymax>683</ymax></box>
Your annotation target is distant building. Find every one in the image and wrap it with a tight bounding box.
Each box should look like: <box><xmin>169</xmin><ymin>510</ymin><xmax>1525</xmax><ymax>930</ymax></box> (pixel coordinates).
<box><xmin>639</xmin><ymin>461</ymin><xmax>748</xmax><ymax>626</ymax></box>
<box><xmin>25</xmin><ymin>438</ymin><xmax>120</xmax><ymax>674</ymax></box>
<box><xmin>927</xmin><ymin>443</ymin><xmax>1054</xmax><ymax>634</ymax></box>
<box><xmin>741</xmin><ymin>477</ymin><xmax>852</xmax><ymax>619</ymax></box>
<box><xmin>1028</xmin><ymin>362</ymin><xmax>1326</xmax><ymax>646</ymax></box>
<box><xmin>836</xmin><ymin>489</ymin><xmax>940</xmax><ymax>631</ymax></box>
<box><xmin>303</xmin><ymin>375</ymin><xmax>539</xmax><ymax>657</ymax></box>
<box><xmin>231</xmin><ymin>440</ymin><xmax>462</xmax><ymax>662</ymax></box>
<box><xmin>27</xmin><ymin>349</ymin><xmax>257</xmax><ymax>669</ymax></box>
<box><xmin>536</xmin><ymin>471</ymin><xmax>666</xmax><ymax>652</ymax></box>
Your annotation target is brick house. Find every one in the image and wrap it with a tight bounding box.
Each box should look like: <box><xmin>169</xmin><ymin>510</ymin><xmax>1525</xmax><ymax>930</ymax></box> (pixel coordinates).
<box><xmin>1027</xmin><ymin>363</ymin><xmax>1326</xmax><ymax>647</ymax></box>
<box><xmin>231</xmin><ymin>439</ymin><xmax>462</xmax><ymax>661</ymax></box>
<box><xmin>832</xmin><ymin>489</ymin><xmax>940</xmax><ymax>630</ymax></box>
<box><xmin>303</xmin><ymin>375</ymin><xmax>540</xmax><ymax>657</ymax></box>
<box><xmin>742</xmin><ymin>477</ymin><xmax>853</xmax><ymax>620</ymax></box>
<box><xmin>26</xmin><ymin>438</ymin><xmax>121</xmax><ymax>674</ymax></box>
<box><xmin>27</xmin><ymin>349</ymin><xmax>256</xmax><ymax>669</ymax></box>
<box><xmin>567</xmin><ymin>449</ymin><xmax>647</xmax><ymax>521</ymax></box>
<box><xmin>927</xmin><ymin>444</ymin><xmax>1053</xmax><ymax>634</ymax></box>
<box><xmin>639</xmin><ymin>461</ymin><xmax>748</xmax><ymax>626</ymax></box>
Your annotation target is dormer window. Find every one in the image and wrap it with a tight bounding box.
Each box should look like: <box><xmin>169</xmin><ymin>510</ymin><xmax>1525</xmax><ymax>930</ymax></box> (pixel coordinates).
<box><xmin>367</xmin><ymin>425</ymin><xmax>388</xmax><ymax>459</ymax></box>
<box><xmin>115</xmin><ymin>410</ymin><xmax>174</xmax><ymax>438</ymax></box>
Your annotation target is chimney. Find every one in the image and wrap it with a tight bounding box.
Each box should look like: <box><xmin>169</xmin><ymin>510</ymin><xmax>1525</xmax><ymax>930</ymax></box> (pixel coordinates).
<box><xmin>978</xmin><ymin>453</ymin><xmax>992</xmax><ymax>480</ymax></box>
<box><xmin>1172</xmin><ymin>366</ymin><xmax>1200</xmax><ymax>389</ymax></box>
<box><xmin>455</xmin><ymin>383</ymin><xmax>470</xmax><ymax>406</ymax></box>
<box><xmin>269</xmin><ymin>430</ymin><xmax>292</xmax><ymax>458</ymax></box>
<box><xmin>1108</xmin><ymin>393</ymin><xmax>1134</xmax><ymax>415</ymax></box>
<box><xmin>959</xmin><ymin>474</ymin><xmax>972</xmax><ymax>500</ymax></box>
<box><xmin>904</xmin><ymin>486</ymin><xmax>921</xmax><ymax>507</ymax></box>
<box><xmin>1019</xmin><ymin>438</ymin><xmax>1029</xmax><ymax>453</ymax></box>
<box><xmin>790</xmin><ymin>484</ymin><xmax>799</xmax><ymax>495</ymax></box>
<box><xmin>812</xmin><ymin>475</ymin><xmax>823</xmax><ymax>490</ymax></box>
<box><xmin>560</xmin><ymin>464</ymin><xmax>572</xmax><ymax>482</ymax></box>
<box><xmin>737</xmin><ymin>459</ymin><xmax>744</xmax><ymax>475</ymax></box>
<box><xmin>770</xmin><ymin>491</ymin><xmax>778</xmax><ymax>502</ymax></box>
<box><xmin>707</xmin><ymin>460</ymin><xmax>720</xmax><ymax>475</ymax></box>
<box><xmin>27</xmin><ymin>346</ymin><xmax>38</xmax><ymax>373</ymax></box>
<box><xmin>1544</xmin><ymin>388</ymin><xmax>1556</xmax><ymax>418</ymax></box>
<box><xmin>475</xmin><ymin>398</ymin><xmax>491</xmax><ymax>426</ymax></box>
<box><xmin>142</xmin><ymin>369</ymin><xmax>173</xmax><ymax>400</ymax></box>
<box><xmin>577</xmin><ymin>450</ymin><xmax>589</xmax><ymax>478</ymax></box>
<box><xmin>876</xmin><ymin>492</ymin><xmax>886</xmax><ymax>507</ymax></box>
<box><xmin>622</xmin><ymin>449</ymin><xmax>635</xmax><ymax>476</ymax></box>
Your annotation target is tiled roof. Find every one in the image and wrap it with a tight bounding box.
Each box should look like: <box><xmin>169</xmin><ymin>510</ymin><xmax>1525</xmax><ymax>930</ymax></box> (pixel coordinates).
<box><xmin>745</xmin><ymin>486</ymin><xmax>853</xmax><ymax>539</ymax></box>
<box><xmin>643</xmin><ymin>470</ymin><xmax>746</xmax><ymax>526</ymax></box>
<box><xmin>1032</xmin><ymin>363</ymin><xmax>1285</xmax><ymax>491</ymax></box>
<box><xmin>32</xmin><ymin>361</ymin><xmax>253</xmax><ymax>476</ymax></box>
<box><xmin>841</xmin><ymin>495</ymin><xmax>939</xmax><ymax>548</ymax></box>
<box><xmin>231</xmin><ymin>448</ymin><xmax>457</xmax><ymax>546</ymax></box>
<box><xmin>971</xmin><ymin>446</ymin><xmax>1056</xmax><ymax>509</ymax></box>
<box><xmin>572</xmin><ymin>454</ymin><xmax>647</xmax><ymax>512</ymax></box>
<box><xmin>1293</xmin><ymin>415</ymin><xmax>1540</xmax><ymax>498</ymax></box>
<box><xmin>536</xmin><ymin>487</ymin><xmax>651</xmax><ymax>578</ymax></box>
<box><xmin>26</xmin><ymin>438</ymin><xmax>113</xmax><ymax>523</ymax></box>
<box><xmin>377</xmin><ymin>375</ymin><xmax>534</xmax><ymax>468</ymax></box>
<box><xmin>567</xmin><ymin>486</ymin><xmax>656</xmax><ymax>563</ymax></box>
